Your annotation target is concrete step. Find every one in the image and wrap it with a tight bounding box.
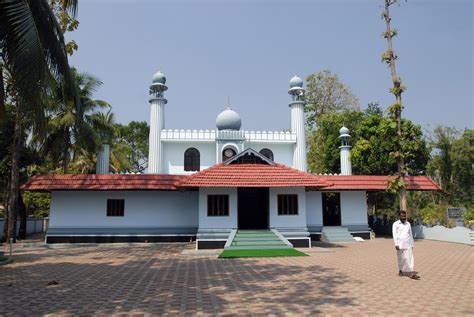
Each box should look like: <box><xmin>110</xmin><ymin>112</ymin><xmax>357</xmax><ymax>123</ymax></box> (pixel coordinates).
<box><xmin>234</xmin><ymin>235</ymin><xmax>280</xmax><ymax>241</ymax></box>
<box><xmin>225</xmin><ymin>230</ymin><xmax>292</xmax><ymax>250</ymax></box>
<box><xmin>235</xmin><ymin>233</ymin><xmax>275</xmax><ymax>239</ymax></box>
<box><xmin>225</xmin><ymin>245</ymin><xmax>292</xmax><ymax>250</ymax></box>
<box><xmin>322</xmin><ymin>226</ymin><xmax>354</xmax><ymax>243</ymax></box>
<box><xmin>232</xmin><ymin>241</ymin><xmax>288</xmax><ymax>246</ymax></box>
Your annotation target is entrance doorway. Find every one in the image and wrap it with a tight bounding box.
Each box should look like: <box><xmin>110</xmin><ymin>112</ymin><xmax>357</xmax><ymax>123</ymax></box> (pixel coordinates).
<box><xmin>238</xmin><ymin>187</ymin><xmax>269</xmax><ymax>230</ymax></box>
<box><xmin>322</xmin><ymin>192</ymin><xmax>341</xmax><ymax>226</ymax></box>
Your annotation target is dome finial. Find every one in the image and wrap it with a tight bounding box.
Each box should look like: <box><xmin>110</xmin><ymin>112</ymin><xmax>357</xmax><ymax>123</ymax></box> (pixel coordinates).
<box><xmin>339</xmin><ymin>126</ymin><xmax>350</xmax><ymax>136</ymax></box>
<box><xmin>152</xmin><ymin>70</ymin><xmax>166</xmax><ymax>84</ymax></box>
<box><xmin>289</xmin><ymin>74</ymin><xmax>303</xmax><ymax>88</ymax></box>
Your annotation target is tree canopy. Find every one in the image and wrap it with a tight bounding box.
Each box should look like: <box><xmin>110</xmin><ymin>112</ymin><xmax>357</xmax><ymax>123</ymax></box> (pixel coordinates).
<box><xmin>305</xmin><ymin>69</ymin><xmax>359</xmax><ymax>129</ymax></box>
<box><xmin>307</xmin><ymin>104</ymin><xmax>429</xmax><ymax>176</ymax></box>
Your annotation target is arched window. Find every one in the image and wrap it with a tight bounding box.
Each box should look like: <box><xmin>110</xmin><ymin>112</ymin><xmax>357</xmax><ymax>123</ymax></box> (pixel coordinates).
<box><xmin>222</xmin><ymin>148</ymin><xmax>237</xmax><ymax>162</ymax></box>
<box><xmin>184</xmin><ymin>148</ymin><xmax>200</xmax><ymax>171</ymax></box>
<box><xmin>259</xmin><ymin>148</ymin><xmax>274</xmax><ymax>161</ymax></box>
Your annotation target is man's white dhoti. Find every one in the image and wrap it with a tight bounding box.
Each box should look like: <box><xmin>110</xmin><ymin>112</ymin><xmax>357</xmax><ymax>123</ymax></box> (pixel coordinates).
<box><xmin>393</xmin><ymin>219</ymin><xmax>415</xmax><ymax>273</ymax></box>
<box><xmin>397</xmin><ymin>247</ymin><xmax>414</xmax><ymax>272</ymax></box>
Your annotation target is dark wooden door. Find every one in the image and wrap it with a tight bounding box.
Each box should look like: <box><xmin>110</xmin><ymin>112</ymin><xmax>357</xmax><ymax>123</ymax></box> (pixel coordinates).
<box><xmin>238</xmin><ymin>188</ymin><xmax>269</xmax><ymax>229</ymax></box>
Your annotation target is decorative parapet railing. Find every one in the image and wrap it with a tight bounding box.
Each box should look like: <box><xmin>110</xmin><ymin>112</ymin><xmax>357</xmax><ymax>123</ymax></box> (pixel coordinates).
<box><xmin>245</xmin><ymin>131</ymin><xmax>296</xmax><ymax>142</ymax></box>
<box><xmin>160</xmin><ymin>129</ymin><xmax>296</xmax><ymax>143</ymax></box>
<box><xmin>161</xmin><ymin>129</ymin><xmax>216</xmax><ymax>141</ymax></box>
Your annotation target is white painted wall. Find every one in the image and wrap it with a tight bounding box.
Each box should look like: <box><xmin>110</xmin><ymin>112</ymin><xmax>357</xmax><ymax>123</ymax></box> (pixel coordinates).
<box><xmin>306</xmin><ymin>191</ymin><xmax>323</xmax><ymax>226</ymax></box>
<box><xmin>49</xmin><ymin>191</ymin><xmax>198</xmax><ymax>228</ymax></box>
<box><xmin>269</xmin><ymin>187</ymin><xmax>307</xmax><ymax>229</ymax></box>
<box><xmin>161</xmin><ymin>138</ymin><xmax>295</xmax><ymax>174</ymax></box>
<box><xmin>245</xmin><ymin>143</ymin><xmax>294</xmax><ymax>167</ymax></box>
<box><xmin>340</xmin><ymin>191</ymin><xmax>368</xmax><ymax>226</ymax></box>
<box><xmin>198</xmin><ymin>188</ymin><xmax>237</xmax><ymax>229</ymax></box>
<box><xmin>162</xmin><ymin>142</ymin><xmax>215</xmax><ymax>174</ymax></box>
<box><xmin>413</xmin><ymin>225</ymin><xmax>471</xmax><ymax>245</ymax></box>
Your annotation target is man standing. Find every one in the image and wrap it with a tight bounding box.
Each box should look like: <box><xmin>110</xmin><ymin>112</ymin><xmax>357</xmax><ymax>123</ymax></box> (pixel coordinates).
<box><xmin>392</xmin><ymin>210</ymin><xmax>420</xmax><ymax>279</ymax></box>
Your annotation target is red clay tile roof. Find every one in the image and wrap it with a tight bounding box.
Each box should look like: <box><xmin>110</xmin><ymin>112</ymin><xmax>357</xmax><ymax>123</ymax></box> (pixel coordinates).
<box><xmin>316</xmin><ymin>175</ymin><xmax>442</xmax><ymax>191</ymax></box>
<box><xmin>21</xmin><ymin>174</ymin><xmax>187</xmax><ymax>192</ymax></box>
<box><xmin>21</xmin><ymin>168</ymin><xmax>441</xmax><ymax>192</ymax></box>
<box><xmin>180</xmin><ymin>163</ymin><xmax>330</xmax><ymax>188</ymax></box>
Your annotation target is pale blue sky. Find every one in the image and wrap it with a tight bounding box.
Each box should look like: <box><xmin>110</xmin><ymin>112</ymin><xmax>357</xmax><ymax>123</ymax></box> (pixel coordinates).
<box><xmin>69</xmin><ymin>0</ymin><xmax>473</xmax><ymax>132</ymax></box>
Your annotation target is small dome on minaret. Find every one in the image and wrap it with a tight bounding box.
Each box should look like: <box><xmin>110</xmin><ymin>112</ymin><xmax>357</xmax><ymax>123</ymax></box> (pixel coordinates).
<box><xmin>152</xmin><ymin>70</ymin><xmax>166</xmax><ymax>84</ymax></box>
<box><xmin>216</xmin><ymin>107</ymin><xmax>241</xmax><ymax>131</ymax></box>
<box><xmin>289</xmin><ymin>75</ymin><xmax>303</xmax><ymax>88</ymax></box>
<box><xmin>339</xmin><ymin>126</ymin><xmax>350</xmax><ymax>136</ymax></box>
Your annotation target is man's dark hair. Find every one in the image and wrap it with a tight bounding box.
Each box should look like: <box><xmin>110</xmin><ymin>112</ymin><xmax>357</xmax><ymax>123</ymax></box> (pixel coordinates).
<box><xmin>399</xmin><ymin>210</ymin><xmax>407</xmax><ymax>215</ymax></box>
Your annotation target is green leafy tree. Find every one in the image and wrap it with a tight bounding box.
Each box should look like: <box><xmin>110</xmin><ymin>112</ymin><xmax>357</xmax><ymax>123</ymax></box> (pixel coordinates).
<box><xmin>307</xmin><ymin>110</ymin><xmax>363</xmax><ymax>174</ymax></box>
<box><xmin>352</xmin><ymin>108</ymin><xmax>429</xmax><ymax>176</ymax></box>
<box><xmin>49</xmin><ymin>0</ymin><xmax>79</xmax><ymax>55</ymax></box>
<box><xmin>23</xmin><ymin>192</ymin><xmax>51</xmax><ymax>218</ymax></box>
<box><xmin>450</xmin><ymin>129</ymin><xmax>473</xmax><ymax>208</ymax></box>
<box><xmin>427</xmin><ymin>127</ymin><xmax>473</xmax><ymax>207</ymax></box>
<box><xmin>308</xmin><ymin>104</ymin><xmax>429</xmax><ymax>177</ymax></box>
<box><xmin>114</xmin><ymin>121</ymin><xmax>150</xmax><ymax>172</ymax></box>
<box><xmin>304</xmin><ymin>69</ymin><xmax>359</xmax><ymax>129</ymax></box>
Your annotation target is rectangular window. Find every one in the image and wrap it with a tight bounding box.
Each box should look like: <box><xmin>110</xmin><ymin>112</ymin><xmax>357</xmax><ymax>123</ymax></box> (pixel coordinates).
<box><xmin>278</xmin><ymin>194</ymin><xmax>298</xmax><ymax>215</ymax></box>
<box><xmin>107</xmin><ymin>199</ymin><xmax>125</xmax><ymax>217</ymax></box>
<box><xmin>207</xmin><ymin>195</ymin><xmax>229</xmax><ymax>216</ymax></box>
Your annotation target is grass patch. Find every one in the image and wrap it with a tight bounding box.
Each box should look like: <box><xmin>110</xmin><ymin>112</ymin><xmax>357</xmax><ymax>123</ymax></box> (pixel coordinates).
<box><xmin>219</xmin><ymin>248</ymin><xmax>308</xmax><ymax>258</ymax></box>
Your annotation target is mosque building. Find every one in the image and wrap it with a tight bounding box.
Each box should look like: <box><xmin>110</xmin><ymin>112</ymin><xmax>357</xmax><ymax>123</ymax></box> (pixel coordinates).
<box><xmin>22</xmin><ymin>71</ymin><xmax>440</xmax><ymax>249</ymax></box>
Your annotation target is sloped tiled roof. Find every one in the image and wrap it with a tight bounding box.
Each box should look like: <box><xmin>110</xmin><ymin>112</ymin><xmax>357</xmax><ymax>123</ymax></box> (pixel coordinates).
<box><xmin>316</xmin><ymin>175</ymin><xmax>442</xmax><ymax>191</ymax></box>
<box><xmin>180</xmin><ymin>163</ymin><xmax>330</xmax><ymax>188</ymax></box>
<box><xmin>21</xmin><ymin>174</ymin><xmax>187</xmax><ymax>192</ymax></box>
<box><xmin>21</xmin><ymin>169</ymin><xmax>441</xmax><ymax>192</ymax></box>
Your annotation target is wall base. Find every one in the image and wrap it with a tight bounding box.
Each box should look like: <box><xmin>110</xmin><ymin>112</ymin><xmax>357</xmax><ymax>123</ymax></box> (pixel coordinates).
<box><xmin>46</xmin><ymin>235</ymin><xmax>196</xmax><ymax>244</ymax></box>
<box><xmin>196</xmin><ymin>240</ymin><xmax>226</xmax><ymax>249</ymax></box>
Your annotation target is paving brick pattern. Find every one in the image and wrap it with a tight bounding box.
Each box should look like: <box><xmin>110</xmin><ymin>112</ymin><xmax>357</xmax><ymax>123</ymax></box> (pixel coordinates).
<box><xmin>0</xmin><ymin>239</ymin><xmax>472</xmax><ymax>316</ymax></box>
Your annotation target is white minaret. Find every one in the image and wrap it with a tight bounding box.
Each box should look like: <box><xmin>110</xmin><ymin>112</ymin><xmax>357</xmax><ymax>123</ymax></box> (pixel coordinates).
<box><xmin>339</xmin><ymin>126</ymin><xmax>352</xmax><ymax>175</ymax></box>
<box><xmin>96</xmin><ymin>143</ymin><xmax>110</xmax><ymax>174</ymax></box>
<box><xmin>288</xmin><ymin>75</ymin><xmax>307</xmax><ymax>172</ymax></box>
<box><xmin>147</xmin><ymin>70</ymin><xmax>168</xmax><ymax>174</ymax></box>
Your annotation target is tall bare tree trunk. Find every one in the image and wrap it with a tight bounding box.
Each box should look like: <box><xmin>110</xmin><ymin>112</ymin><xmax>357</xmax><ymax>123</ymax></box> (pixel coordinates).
<box><xmin>383</xmin><ymin>0</ymin><xmax>407</xmax><ymax>213</ymax></box>
<box><xmin>18</xmin><ymin>192</ymin><xmax>27</xmax><ymax>240</ymax></box>
<box><xmin>6</xmin><ymin>107</ymin><xmax>22</xmax><ymax>242</ymax></box>
<box><xmin>2</xmin><ymin>174</ymin><xmax>10</xmax><ymax>242</ymax></box>
<box><xmin>0</xmin><ymin>63</ymin><xmax>5</xmax><ymax>120</ymax></box>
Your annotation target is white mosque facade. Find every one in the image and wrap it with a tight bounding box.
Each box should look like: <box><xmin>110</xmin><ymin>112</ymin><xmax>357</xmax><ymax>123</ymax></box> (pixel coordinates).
<box><xmin>23</xmin><ymin>71</ymin><xmax>440</xmax><ymax>248</ymax></box>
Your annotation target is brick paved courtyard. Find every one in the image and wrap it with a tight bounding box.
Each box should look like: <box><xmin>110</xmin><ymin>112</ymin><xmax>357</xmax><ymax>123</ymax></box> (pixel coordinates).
<box><xmin>1</xmin><ymin>239</ymin><xmax>472</xmax><ymax>316</ymax></box>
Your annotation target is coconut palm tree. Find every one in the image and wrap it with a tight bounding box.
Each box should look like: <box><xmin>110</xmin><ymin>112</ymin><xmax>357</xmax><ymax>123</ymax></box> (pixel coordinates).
<box><xmin>0</xmin><ymin>0</ymin><xmax>78</xmax><ymax>242</ymax></box>
<box><xmin>43</xmin><ymin>68</ymin><xmax>110</xmax><ymax>173</ymax></box>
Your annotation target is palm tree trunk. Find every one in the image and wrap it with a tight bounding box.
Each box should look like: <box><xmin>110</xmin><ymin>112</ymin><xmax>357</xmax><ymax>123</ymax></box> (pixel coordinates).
<box><xmin>62</xmin><ymin>130</ymin><xmax>69</xmax><ymax>173</ymax></box>
<box><xmin>6</xmin><ymin>107</ymin><xmax>22</xmax><ymax>242</ymax></box>
<box><xmin>2</xmin><ymin>183</ymin><xmax>9</xmax><ymax>242</ymax></box>
<box><xmin>18</xmin><ymin>191</ymin><xmax>27</xmax><ymax>240</ymax></box>
<box><xmin>0</xmin><ymin>63</ymin><xmax>5</xmax><ymax>120</ymax></box>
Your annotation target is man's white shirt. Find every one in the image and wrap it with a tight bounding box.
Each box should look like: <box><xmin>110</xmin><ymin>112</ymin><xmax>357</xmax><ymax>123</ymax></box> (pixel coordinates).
<box><xmin>392</xmin><ymin>220</ymin><xmax>414</xmax><ymax>249</ymax></box>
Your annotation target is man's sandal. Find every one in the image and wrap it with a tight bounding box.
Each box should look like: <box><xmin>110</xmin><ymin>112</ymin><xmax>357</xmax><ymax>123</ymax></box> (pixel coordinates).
<box><xmin>410</xmin><ymin>273</ymin><xmax>420</xmax><ymax>280</ymax></box>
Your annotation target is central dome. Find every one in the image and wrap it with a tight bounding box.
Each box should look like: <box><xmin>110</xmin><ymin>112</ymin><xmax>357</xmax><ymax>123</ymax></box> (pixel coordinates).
<box><xmin>216</xmin><ymin>108</ymin><xmax>241</xmax><ymax>131</ymax></box>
